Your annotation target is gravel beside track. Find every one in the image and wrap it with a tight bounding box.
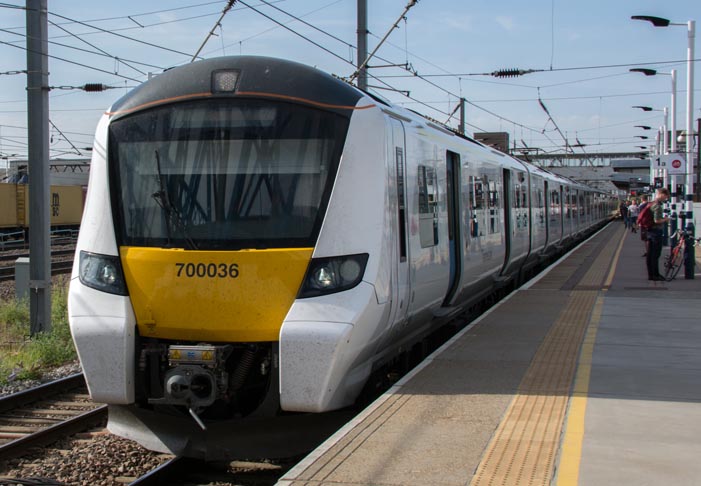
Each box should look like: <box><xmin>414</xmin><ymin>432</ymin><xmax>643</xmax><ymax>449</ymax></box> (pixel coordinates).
<box><xmin>0</xmin><ymin>431</ymin><xmax>170</xmax><ymax>486</ymax></box>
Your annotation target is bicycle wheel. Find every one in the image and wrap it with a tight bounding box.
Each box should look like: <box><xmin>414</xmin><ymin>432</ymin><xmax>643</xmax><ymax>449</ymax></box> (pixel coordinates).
<box><xmin>664</xmin><ymin>244</ymin><xmax>684</xmax><ymax>281</ymax></box>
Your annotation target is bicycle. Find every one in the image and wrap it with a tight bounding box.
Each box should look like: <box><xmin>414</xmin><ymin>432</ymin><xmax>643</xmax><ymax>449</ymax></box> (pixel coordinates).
<box><xmin>663</xmin><ymin>229</ymin><xmax>701</xmax><ymax>281</ymax></box>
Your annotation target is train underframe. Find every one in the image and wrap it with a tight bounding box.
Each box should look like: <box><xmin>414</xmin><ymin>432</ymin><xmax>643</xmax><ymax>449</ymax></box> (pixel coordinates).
<box><xmin>117</xmin><ymin>336</ymin><xmax>353</xmax><ymax>459</ymax></box>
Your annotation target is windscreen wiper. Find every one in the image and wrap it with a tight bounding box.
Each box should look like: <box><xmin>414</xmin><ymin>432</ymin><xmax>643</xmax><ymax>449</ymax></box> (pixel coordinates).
<box><xmin>152</xmin><ymin>150</ymin><xmax>198</xmax><ymax>250</ymax></box>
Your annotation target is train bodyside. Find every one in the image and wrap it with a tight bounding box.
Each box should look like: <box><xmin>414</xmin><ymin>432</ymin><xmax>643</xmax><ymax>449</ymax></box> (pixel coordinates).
<box><xmin>68</xmin><ymin>55</ymin><xmax>612</xmax><ymax>459</ymax></box>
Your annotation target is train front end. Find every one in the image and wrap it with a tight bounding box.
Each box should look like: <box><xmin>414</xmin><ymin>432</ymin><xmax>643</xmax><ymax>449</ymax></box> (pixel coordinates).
<box><xmin>68</xmin><ymin>56</ymin><xmax>376</xmax><ymax>458</ymax></box>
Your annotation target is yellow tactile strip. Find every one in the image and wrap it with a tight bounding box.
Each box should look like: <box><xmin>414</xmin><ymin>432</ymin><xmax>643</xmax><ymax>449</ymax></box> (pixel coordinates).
<box><xmin>470</xmin><ymin>225</ymin><xmax>624</xmax><ymax>486</ymax></box>
<box><xmin>469</xmin><ymin>290</ymin><xmax>597</xmax><ymax>486</ymax></box>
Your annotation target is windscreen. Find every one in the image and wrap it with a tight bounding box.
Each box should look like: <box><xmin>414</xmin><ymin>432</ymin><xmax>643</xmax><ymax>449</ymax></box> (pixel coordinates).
<box><xmin>108</xmin><ymin>99</ymin><xmax>349</xmax><ymax>250</ymax></box>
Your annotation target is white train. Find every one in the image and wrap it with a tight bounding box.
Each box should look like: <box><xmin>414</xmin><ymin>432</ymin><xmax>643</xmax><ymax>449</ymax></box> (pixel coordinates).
<box><xmin>68</xmin><ymin>56</ymin><xmax>616</xmax><ymax>459</ymax></box>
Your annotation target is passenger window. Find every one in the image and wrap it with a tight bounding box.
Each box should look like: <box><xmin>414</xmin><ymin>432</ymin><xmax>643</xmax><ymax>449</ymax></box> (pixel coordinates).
<box><xmin>488</xmin><ymin>178</ymin><xmax>500</xmax><ymax>234</ymax></box>
<box><xmin>468</xmin><ymin>175</ymin><xmax>482</xmax><ymax>238</ymax></box>
<box><xmin>418</xmin><ymin>165</ymin><xmax>438</xmax><ymax>247</ymax></box>
<box><xmin>469</xmin><ymin>175</ymin><xmax>485</xmax><ymax>210</ymax></box>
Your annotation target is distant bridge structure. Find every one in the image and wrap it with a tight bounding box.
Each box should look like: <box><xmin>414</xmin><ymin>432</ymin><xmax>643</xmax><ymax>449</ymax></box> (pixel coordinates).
<box><xmin>513</xmin><ymin>151</ymin><xmax>648</xmax><ymax>168</ymax></box>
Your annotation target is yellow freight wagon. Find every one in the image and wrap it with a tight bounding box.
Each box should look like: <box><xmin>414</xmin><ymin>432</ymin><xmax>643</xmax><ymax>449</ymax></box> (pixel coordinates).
<box><xmin>0</xmin><ymin>183</ymin><xmax>85</xmax><ymax>229</ymax></box>
<box><xmin>0</xmin><ymin>184</ymin><xmax>19</xmax><ymax>228</ymax></box>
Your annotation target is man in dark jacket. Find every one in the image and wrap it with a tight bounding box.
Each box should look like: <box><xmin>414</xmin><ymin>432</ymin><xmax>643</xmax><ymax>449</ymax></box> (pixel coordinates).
<box><xmin>646</xmin><ymin>189</ymin><xmax>670</xmax><ymax>281</ymax></box>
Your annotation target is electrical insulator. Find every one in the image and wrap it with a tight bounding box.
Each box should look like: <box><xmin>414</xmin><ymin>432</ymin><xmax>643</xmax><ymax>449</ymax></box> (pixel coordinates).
<box><xmin>492</xmin><ymin>68</ymin><xmax>523</xmax><ymax>78</ymax></box>
<box><xmin>82</xmin><ymin>83</ymin><xmax>108</xmax><ymax>92</ymax></box>
<box><xmin>491</xmin><ymin>68</ymin><xmax>536</xmax><ymax>78</ymax></box>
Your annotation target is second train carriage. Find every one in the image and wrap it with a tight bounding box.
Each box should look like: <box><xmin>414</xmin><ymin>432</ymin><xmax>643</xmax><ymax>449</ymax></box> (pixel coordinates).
<box><xmin>68</xmin><ymin>56</ymin><xmax>616</xmax><ymax>459</ymax></box>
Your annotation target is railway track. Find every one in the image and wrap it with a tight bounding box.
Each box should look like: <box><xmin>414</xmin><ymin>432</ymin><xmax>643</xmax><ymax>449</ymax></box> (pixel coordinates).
<box><xmin>0</xmin><ymin>250</ymin><xmax>75</xmax><ymax>283</ymax></box>
<box><xmin>0</xmin><ymin>374</ymin><xmax>107</xmax><ymax>461</ymax></box>
<box><xmin>0</xmin><ymin>248</ymin><xmax>75</xmax><ymax>265</ymax></box>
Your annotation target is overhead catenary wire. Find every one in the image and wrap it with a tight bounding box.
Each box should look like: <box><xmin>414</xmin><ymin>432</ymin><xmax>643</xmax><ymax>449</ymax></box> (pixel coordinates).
<box><xmin>49</xmin><ymin>119</ymin><xmax>83</xmax><ymax>155</ymax></box>
<box><xmin>348</xmin><ymin>0</ymin><xmax>418</xmax><ymax>83</ymax></box>
<box><xmin>236</xmin><ymin>0</ymin><xmax>488</xmax><ymax>132</ymax></box>
<box><xmin>47</xmin><ymin>20</ymin><xmax>148</xmax><ymax>76</ymax></box>
<box><xmin>236</xmin><ymin>0</ymin><xmax>353</xmax><ymax>67</ymax></box>
<box><xmin>3</xmin><ymin>1</ymin><xmax>655</xmax><ymax>154</ymax></box>
<box><xmin>191</xmin><ymin>0</ymin><xmax>237</xmax><ymax>62</ymax></box>
<box><xmin>537</xmin><ymin>89</ymin><xmax>572</xmax><ymax>152</ymax></box>
<box><xmin>0</xmin><ymin>38</ymin><xmax>143</xmax><ymax>82</ymax></box>
<box><xmin>376</xmin><ymin>58</ymin><xmax>701</xmax><ymax>78</ymax></box>
<box><xmin>186</xmin><ymin>0</ymin><xmax>546</xmax><ymax>137</ymax></box>
<box><xmin>0</xmin><ymin>26</ymin><xmax>166</xmax><ymax>71</ymax></box>
<box><xmin>47</xmin><ymin>11</ymin><xmax>200</xmax><ymax>60</ymax></box>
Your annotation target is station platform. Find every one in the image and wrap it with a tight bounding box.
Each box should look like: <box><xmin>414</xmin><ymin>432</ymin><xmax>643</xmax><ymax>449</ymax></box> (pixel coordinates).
<box><xmin>277</xmin><ymin>222</ymin><xmax>701</xmax><ymax>486</ymax></box>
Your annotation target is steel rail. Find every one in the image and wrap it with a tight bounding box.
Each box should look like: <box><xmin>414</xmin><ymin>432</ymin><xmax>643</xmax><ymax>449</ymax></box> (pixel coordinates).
<box><xmin>0</xmin><ymin>405</ymin><xmax>107</xmax><ymax>460</ymax></box>
<box><xmin>0</xmin><ymin>373</ymin><xmax>107</xmax><ymax>460</ymax></box>
<box><xmin>0</xmin><ymin>248</ymin><xmax>75</xmax><ymax>264</ymax></box>
<box><xmin>0</xmin><ymin>259</ymin><xmax>73</xmax><ymax>283</ymax></box>
<box><xmin>0</xmin><ymin>373</ymin><xmax>86</xmax><ymax>413</ymax></box>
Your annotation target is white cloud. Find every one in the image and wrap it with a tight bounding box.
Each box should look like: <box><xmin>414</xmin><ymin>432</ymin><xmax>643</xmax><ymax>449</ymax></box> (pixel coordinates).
<box><xmin>496</xmin><ymin>16</ymin><xmax>515</xmax><ymax>31</ymax></box>
<box><xmin>436</xmin><ymin>14</ymin><xmax>474</xmax><ymax>32</ymax></box>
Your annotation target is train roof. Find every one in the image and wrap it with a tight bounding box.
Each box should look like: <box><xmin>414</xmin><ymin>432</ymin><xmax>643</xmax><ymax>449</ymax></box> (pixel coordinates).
<box><xmin>107</xmin><ymin>56</ymin><xmax>366</xmax><ymax>120</ymax></box>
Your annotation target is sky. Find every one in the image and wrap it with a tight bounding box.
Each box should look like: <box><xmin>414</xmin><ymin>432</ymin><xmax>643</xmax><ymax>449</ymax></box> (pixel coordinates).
<box><xmin>0</xmin><ymin>0</ymin><xmax>700</xmax><ymax>165</ymax></box>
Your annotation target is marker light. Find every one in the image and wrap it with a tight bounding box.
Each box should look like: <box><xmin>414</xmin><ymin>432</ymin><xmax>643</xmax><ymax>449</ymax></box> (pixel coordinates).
<box><xmin>79</xmin><ymin>251</ymin><xmax>128</xmax><ymax>295</ymax></box>
<box><xmin>298</xmin><ymin>254</ymin><xmax>369</xmax><ymax>298</ymax></box>
<box><xmin>211</xmin><ymin>70</ymin><xmax>240</xmax><ymax>93</ymax></box>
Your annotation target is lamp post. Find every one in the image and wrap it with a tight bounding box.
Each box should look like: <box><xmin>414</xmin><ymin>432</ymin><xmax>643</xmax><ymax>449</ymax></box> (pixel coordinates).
<box><xmin>631</xmin><ymin>68</ymin><xmax>679</xmax><ymax>244</ymax></box>
<box><xmin>631</xmin><ymin>15</ymin><xmax>696</xmax><ymax>279</ymax></box>
<box><xmin>634</xmin><ymin>105</ymin><xmax>669</xmax><ymax>192</ymax></box>
<box><xmin>632</xmin><ymin>15</ymin><xmax>695</xmax><ymax>278</ymax></box>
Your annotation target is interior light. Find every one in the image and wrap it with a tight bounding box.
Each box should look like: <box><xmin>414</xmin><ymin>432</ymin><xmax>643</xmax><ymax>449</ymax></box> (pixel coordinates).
<box><xmin>212</xmin><ymin>70</ymin><xmax>240</xmax><ymax>93</ymax></box>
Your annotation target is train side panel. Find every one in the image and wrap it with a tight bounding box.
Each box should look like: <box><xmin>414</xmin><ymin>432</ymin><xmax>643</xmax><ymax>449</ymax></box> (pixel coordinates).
<box><xmin>280</xmin><ymin>101</ymin><xmax>392</xmax><ymax>412</ymax></box>
<box><xmin>528</xmin><ymin>173</ymin><xmax>548</xmax><ymax>257</ymax></box>
<box><xmin>452</xmin><ymin>147</ymin><xmax>506</xmax><ymax>303</ymax></box>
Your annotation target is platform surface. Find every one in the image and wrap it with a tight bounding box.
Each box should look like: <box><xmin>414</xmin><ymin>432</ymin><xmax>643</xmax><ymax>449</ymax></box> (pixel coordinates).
<box><xmin>277</xmin><ymin>222</ymin><xmax>701</xmax><ymax>486</ymax></box>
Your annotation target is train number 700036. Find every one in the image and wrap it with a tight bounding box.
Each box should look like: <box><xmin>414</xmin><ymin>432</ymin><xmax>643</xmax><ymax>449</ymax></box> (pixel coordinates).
<box><xmin>175</xmin><ymin>262</ymin><xmax>239</xmax><ymax>279</ymax></box>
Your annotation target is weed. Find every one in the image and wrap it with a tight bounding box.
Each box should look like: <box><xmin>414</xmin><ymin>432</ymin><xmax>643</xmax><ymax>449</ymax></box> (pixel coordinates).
<box><xmin>0</xmin><ymin>284</ymin><xmax>76</xmax><ymax>384</ymax></box>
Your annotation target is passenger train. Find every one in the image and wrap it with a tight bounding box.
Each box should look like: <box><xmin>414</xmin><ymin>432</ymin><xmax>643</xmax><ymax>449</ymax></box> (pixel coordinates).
<box><xmin>68</xmin><ymin>56</ymin><xmax>617</xmax><ymax>459</ymax></box>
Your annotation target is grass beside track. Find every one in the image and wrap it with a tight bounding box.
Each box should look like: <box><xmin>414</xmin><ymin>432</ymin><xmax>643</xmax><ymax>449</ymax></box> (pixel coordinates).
<box><xmin>0</xmin><ymin>283</ymin><xmax>77</xmax><ymax>385</ymax></box>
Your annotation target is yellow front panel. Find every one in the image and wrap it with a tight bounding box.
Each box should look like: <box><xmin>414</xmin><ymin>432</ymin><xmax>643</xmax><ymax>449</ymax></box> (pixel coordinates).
<box><xmin>120</xmin><ymin>247</ymin><xmax>313</xmax><ymax>342</ymax></box>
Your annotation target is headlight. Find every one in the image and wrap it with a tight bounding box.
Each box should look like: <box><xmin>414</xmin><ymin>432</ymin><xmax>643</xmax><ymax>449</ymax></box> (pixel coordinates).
<box><xmin>297</xmin><ymin>254</ymin><xmax>369</xmax><ymax>298</ymax></box>
<box><xmin>79</xmin><ymin>251</ymin><xmax>128</xmax><ymax>296</ymax></box>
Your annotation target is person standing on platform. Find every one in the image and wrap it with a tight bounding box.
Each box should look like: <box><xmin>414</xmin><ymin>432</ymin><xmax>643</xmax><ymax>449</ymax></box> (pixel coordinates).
<box><xmin>620</xmin><ymin>200</ymin><xmax>629</xmax><ymax>228</ymax></box>
<box><xmin>638</xmin><ymin>194</ymin><xmax>650</xmax><ymax>256</ymax></box>
<box><xmin>628</xmin><ymin>199</ymin><xmax>639</xmax><ymax>233</ymax></box>
<box><xmin>646</xmin><ymin>188</ymin><xmax>670</xmax><ymax>281</ymax></box>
